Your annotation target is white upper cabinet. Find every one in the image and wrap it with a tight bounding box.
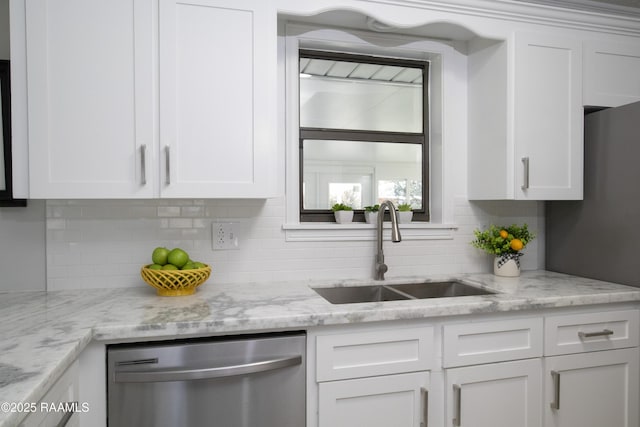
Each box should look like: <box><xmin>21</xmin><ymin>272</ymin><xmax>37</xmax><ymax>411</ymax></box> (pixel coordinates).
<box><xmin>583</xmin><ymin>40</ymin><xmax>640</xmax><ymax>108</ymax></box>
<box><xmin>468</xmin><ymin>32</ymin><xmax>583</xmax><ymax>200</ymax></box>
<box><xmin>23</xmin><ymin>0</ymin><xmax>276</xmax><ymax>199</ymax></box>
<box><xmin>25</xmin><ymin>0</ymin><xmax>155</xmax><ymax>198</ymax></box>
<box><xmin>159</xmin><ymin>0</ymin><xmax>276</xmax><ymax>198</ymax></box>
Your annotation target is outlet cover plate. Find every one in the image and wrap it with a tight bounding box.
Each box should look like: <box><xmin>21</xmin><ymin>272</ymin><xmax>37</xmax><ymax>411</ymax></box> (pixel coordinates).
<box><xmin>212</xmin><ymin>222</ymin><xmax>241</xmax><ymax>250</ymax></box>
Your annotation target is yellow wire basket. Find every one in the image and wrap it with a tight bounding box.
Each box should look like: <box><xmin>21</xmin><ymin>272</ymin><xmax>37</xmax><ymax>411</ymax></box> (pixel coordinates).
<box><xmin>140</xmin><ymin>264</ymin><xmax>212</xmax><ymax>296</ymax></box>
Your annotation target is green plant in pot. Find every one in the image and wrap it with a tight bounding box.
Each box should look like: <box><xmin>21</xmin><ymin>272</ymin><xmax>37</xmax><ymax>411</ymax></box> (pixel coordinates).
<box><xmin>396</xmin><ymin>203</ymin><xmax>413</xmax><ymax>223</ymax></box>
<box><xmin>331</xmin><ymin>203</ymin><xmax>354</xmax><ymax>224</ymax></box>
<box><xmin>363</xmin><ymin>204</ymin><xmax>380</xmax><ymax>224</ymax></box>
<box><xmin>471</xmin><ymin>224</ymin><xmax>535</xmax><ymax>277</ymax></box>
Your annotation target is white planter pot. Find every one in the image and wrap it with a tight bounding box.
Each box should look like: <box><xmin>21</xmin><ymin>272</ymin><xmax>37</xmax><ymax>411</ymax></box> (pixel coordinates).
<box><xmin>397</xmin><ymin>211</ymin><xmax>413</xmax><ymax>224</ymax></box>
<box><xmin>493</xmin><ymin>255</ymin><xmax>521</xmax><ymax>277</ymax></box>
<box><xmin>364</xmin><ymin>211</ymin><xmax>378</xmax><ymax>224</ymax></box>
<box><xmin>334</xmin><ymin>210</ymin><xmax>354</xmax><ymax>224</ymax></box>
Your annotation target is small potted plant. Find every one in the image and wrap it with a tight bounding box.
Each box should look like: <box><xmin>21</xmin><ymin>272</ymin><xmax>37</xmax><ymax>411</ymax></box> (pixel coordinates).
<box><xmin>471</xmin><ymin>224</ymin><xmax>535</xmax><ymax>277</ymax></box>
<box><xmin>364</xmin><ymin>204</ymin><xmax>380</xmax><ymax>224</ymax></box>
<box><xmin>331</xmin><ymin>203</ymin><xmax>354</xmax><ymax>224</ymax></box>
<box><xmin>396</xmin><ymin>203</ymin><xmax>413</xmax><ymax>224</ymax></box>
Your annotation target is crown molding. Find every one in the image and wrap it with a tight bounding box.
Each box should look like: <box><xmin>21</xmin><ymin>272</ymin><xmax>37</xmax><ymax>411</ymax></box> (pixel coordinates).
<box><xmin>357</xmin><ymin>0</ymin><xmax>640</xmax><ymax>36</ymax></box>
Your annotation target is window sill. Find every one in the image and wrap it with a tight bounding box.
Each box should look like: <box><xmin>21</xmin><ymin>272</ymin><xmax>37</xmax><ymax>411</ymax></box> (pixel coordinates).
<box><xmin>282</xmin><ymin>222</ymin><xmax>457</xmax><ymax>242</ymax></box>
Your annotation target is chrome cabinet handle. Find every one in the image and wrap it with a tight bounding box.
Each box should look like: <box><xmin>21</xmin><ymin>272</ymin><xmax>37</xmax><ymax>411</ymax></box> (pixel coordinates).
<box><xmin>55</xmin><ymin>402</ymin><xmax>77</xmax><ymax>427</ymax></box>
<box><xmin>164</xmin><ymin>145</ymin><xmax>171</xmax><ymax>185</ymax></box>
<box><xmin>550</xmin><ymin>370</ymin><xmax>561</xmax><ymax>410</ymax></box>
<box><xmin>453</xmin><ymin>384</ymin><xmax>461</xmax><ymax>426</ymax></box>
<box><xmin>420</xmin><ymin>387</ymin><xmax>429</xmax><ymax>427</ymax></box>
<box><xmin>521</xmin><ymin>157</ymin><xmax>530</xmax><ymax>190</ymax></box>
<box><xmin>140</xmin><ymin>145</ymin><xmax>147</xmax><ymax>186</ymax></box>
<box><xmin>578</xmin><ymin>329</ymin><xmax>614</xmax><ymax>339</ymax></box>
<box><xmin>115</xmin><ymin>355</ymin><xmax>301</xmax><ymax>383</ymax></box>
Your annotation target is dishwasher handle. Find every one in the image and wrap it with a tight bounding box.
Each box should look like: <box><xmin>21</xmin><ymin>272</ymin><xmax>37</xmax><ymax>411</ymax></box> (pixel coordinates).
<box><xmin>114</xmin><ymin>355</ymin><xmax>302</xmax><ymax>383</ymax></box>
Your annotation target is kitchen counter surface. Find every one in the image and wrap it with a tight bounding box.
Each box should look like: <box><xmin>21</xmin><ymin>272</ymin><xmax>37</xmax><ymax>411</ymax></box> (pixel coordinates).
<box><xmin>1</xmin><ymin>270</ymin><xmax>640</xmax><ymax>427</ymax></box>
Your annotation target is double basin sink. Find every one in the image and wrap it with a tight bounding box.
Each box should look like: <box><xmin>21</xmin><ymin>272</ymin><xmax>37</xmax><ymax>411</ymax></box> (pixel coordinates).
<box><xmin>313</xmin><ymin>280</ymin><xmax>495</xmax><ymax>304</ymax></box>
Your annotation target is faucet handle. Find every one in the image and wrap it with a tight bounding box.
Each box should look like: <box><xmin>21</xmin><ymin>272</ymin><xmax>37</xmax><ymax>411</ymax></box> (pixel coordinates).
<box><xmin>376</xmin><ymin>263</ymin><xmax>388</xmax><ymax>280</ymax></box>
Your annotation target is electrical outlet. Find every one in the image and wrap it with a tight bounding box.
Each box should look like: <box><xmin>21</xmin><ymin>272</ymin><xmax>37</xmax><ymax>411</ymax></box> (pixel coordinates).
<box><xmin>212</xmin><ymin>222</ymin><xmax>240</xmax><ymax>250</ymax></box>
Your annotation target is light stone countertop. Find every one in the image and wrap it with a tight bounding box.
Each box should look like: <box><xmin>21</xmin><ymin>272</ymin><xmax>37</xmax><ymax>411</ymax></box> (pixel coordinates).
<box><xmin>1</xmin><ymin>270</ymin><xmax>639</xmax><ymax>427</ymax></box>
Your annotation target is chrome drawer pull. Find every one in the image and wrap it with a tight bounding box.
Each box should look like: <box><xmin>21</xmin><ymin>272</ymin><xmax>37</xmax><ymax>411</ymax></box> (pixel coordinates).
<box><xmin>550</xmin><ymin>370</ymin><xmax>560</xmax><ymax>410</ymax></box>
<box><xmin>453</xmin><ymin>384</ymin><xmax>461</xmax><ymax>426</ymax></box>
<box><xmin>420</xmin><ymin>387</ymin><xmax>428</xmax><ymax>427</ymax></box>
<box><xmin>55</xmin><ymin>402</ymin><xmax>77</xmax><ymax>427</ymax></box>
<box><xmin>140</xmin><ymin>145</ymin><xmax>147</xmax><ymax>186</ymax></box>
<box><xmin>521</xmin><ymin>157</ymin><xmax>530</xmax><ymax>190</ymax></box>
<box><xmin>164</xmin><ymin>145</ymin><xmax>171</xmax><ymax>185</ymax></box>
<box><xmin>578</xmin><ymin>329</ymin><xmax>614</xmax><ymax>339</ymax></box>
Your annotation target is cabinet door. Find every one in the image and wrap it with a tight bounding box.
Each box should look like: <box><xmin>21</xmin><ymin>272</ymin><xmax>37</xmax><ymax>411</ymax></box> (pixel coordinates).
<box><xmin>318</xmin><ymin>372</ymin><xmax>429</xmax><ymax>427</ymax></box>
<box><xmin>544</xmin><ymin>348</ymin><xmax>639</xmax><ymax>427</ymax></box>
<box><xmin>25</xmin><ymin>0</ymin><xmax>155</xmax><ymax>198</ymax></box>
<box><xmin>584</xmin><ymin>41</ymin><xmax>640</xmax><ymax>108</ymax></box>
<box><xmin>513</xmin><ymin>32</ymin><xmax>583</xmax><ymax>200</ymax></box>
<box><xmin>159</xmin><ymin>0</ymin><xmax>276</xmax><ymax>198</ymax></box>
<box><xmin>445</xmin><ymin>359</ymin><xmax>542</xmax><ymax>427</ymax></box>
<box><xmin>20</xmin><ymin>361</ymin><xmax>79</xmax><ymax>427</ymax></box>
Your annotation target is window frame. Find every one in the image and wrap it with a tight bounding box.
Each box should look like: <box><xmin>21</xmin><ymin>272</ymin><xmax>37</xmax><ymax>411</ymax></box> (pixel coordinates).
<box><xmin>298</xmin><ymin>49</ymin><xmax>430</xmax><ymax>222</ymax></box>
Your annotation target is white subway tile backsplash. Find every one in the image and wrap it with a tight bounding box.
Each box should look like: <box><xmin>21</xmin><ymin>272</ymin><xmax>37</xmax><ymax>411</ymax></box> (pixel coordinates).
<box><xmin>44</xmin><ymin>197</ymin><xmax>544</xmax><ymax>291</ymax></box>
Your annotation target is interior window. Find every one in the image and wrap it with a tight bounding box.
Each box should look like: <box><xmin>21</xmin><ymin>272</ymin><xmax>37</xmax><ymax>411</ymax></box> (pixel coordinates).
<box><xmin>298</xmin><ymin>50</ymin><xmax>429</xmax><ymax>222</ymax></box>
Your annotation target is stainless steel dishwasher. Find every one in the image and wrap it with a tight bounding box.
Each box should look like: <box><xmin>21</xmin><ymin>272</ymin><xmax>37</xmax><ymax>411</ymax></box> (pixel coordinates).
<box><xmin>107</xmin><ymin>332</ymin><xmax>306</xmax><ymax>427</ymax></box>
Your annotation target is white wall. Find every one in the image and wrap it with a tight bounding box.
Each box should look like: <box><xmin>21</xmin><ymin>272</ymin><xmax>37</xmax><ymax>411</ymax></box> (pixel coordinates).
<box><xmin>0</xmin><ymin>201</ymin><xmax>46</xmax><ymax>291</ymax></box>
<box><xmin>45</xmin><ymin>198</ymin><xmax>544</xmax><ymax>291</ymax></box>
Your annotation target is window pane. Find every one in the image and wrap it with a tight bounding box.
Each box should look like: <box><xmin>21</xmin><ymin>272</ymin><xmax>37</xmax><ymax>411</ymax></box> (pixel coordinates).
<box><xmin>300</xmin><ymin>59</ymin><xmax>423</xmax><ymax>133</ymax></box>
<box><xmin>302</xmin><ymin>140</ymin><xmax>422</xmax><ymax>210</ymax></box>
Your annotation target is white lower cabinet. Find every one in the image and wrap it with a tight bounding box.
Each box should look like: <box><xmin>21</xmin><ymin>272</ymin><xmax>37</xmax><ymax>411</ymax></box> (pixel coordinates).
<box><xmin>310</xmin><ymin>306</ymin><xmax>639</xmax><ymax>427</ymax></box>
<box><xmin>544</xmin><ymin>348</ymin><xmax>639</xmax><ymax>427</ymax></box>
<box><xmin>319</xmin><ymin>372</ymin><xmax>430</xmax><ymax>427</ymax></box>
<box><xmin>20</xmin><ymin>361</ymin><xmax>79</xmax><ymax>427</ymax></box>
<box><xmin>445</xmin><ymin>359</ymin><xmax>542</xmax><ymax>427</ymax></box>
<box><xmin>543</xmin><ymin>309</ymin><xmax>640</xmax><ymax>427</ymax></box>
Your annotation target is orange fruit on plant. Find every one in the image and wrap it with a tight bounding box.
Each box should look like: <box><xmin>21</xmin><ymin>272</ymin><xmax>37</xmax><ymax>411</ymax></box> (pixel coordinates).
<box><xmin>510</xmin><ymin>238</ymin><xmax>524</xmax><ymax>251</ymax></box>
<box><xmin>499</xmin><ymin>229</ymin><xmax>509</xmax><ymax>239</ymax></box>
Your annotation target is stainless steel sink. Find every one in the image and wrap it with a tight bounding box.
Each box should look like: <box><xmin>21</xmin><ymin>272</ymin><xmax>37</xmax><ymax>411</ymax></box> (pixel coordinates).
<box><xmin>312</xmin><ymin>281</ymin><xmax>495</xmax><ymax>304</ymax></box>
<box><xmin>312</xmin><ymin>285</ymin><xmax>411</xmax><ymax>304</ymax></box>
<box><xmin>387</xmin><ymin>281</ymin><xmax>495</xmax><ymax>299</ymax></box>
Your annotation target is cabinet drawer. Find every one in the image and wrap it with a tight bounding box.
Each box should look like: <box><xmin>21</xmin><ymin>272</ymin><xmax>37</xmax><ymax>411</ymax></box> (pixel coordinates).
<box><xmin>545</xmin><ymin>309</ymin><xmax>639</xmax><ymax>356</ymax></box>
<box><xmin>316</xmin><ymin>326</ymin><xmax>434</xmax><ymax>381</ymax></box>
<box><xmin>443</xmin><ymin>317</ymin><xmax>543</xmax><ymax>367</ymax></box>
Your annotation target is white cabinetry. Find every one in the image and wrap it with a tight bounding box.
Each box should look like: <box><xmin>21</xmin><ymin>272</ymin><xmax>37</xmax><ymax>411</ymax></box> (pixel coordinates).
<box><xmin>20</xmin><ymin>361</ymin><xmax>79</xmax><ymax>427</ymax></box>
<box><xmin>468</xmin><ymin>32</ymin><xmax>583</xmax><ymax>200</ymax></box>
<box><xmin>310</xmin><ymin>306</ymin><xmax>639</xmax><ymax>427</ymax></box>
<box><xmin>445</xmin><ymin>359</ymin><xmax>542</xmax><ymax>427</ymax></box>
<box><xmin>583</xmin><ymin>40</ymin><xmax>640</xmax><ymax>108</ymax></box>
<box><xmin>544</xmin><ymin>348</ymin><xmax>638</xmax><ymax>427</ymax></box>
<box><xmin>543</xmin><ymin>310</ymin><xmax>639</xmax><ymax>427</ymax></box>
<box><xmin>443</xmin><ymin>317</ymin><xmax>543</xmax><ymax>427</ymax></box>
<box><xmin>319</xmin><ymin>372</ymin><xmax>429</xmax><ymax>427</ymax></box>
<box><xmin>158</xmin><ymin>0</ymin><xmax>276</xmax><ymax>198</ymax></box>
<box><xmin>22</xmin><ymin>0</ymin><xmax>276</xmax><ymax>199</ymax></box>
<box><xmin>25</xmin><ymin>0</ymin><xmax>154</xmax><ymax>199</ymax></box>
<box><xmin>311</xmin><ymin>325</ymin><xmax>434</xmax><ymax>427</ymax></box>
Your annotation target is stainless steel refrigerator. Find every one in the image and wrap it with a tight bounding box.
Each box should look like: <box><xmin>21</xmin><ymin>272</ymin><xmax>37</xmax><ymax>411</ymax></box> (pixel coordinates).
<box><xmin>546</xmin><ymin>100</ymin><xmax>640</xmax><ymax>288</ymax></box>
